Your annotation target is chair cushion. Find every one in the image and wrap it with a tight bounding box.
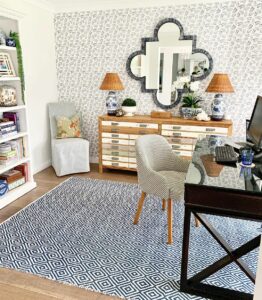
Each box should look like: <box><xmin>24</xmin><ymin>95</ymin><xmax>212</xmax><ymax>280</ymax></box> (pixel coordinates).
<box><xmin>56</xmin><ymin>114</ymin><xmax>82</xmax><ymax>138</ymax></box>
<box><xmin>158</xmin><ymin>170</ymin><xmax>187</xmax><ymax>201</ymax></box>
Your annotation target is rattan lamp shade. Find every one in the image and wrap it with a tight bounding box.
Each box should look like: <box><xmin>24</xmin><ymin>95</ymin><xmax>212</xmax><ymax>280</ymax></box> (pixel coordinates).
<box><xmin>206</xmin><ymin>74</ymin><xmax>234</xmax><ymax>93</ymax></box>
<box><xmin>100</xmin><ymin>73</ymin><xmax>124</xmax><ymax>91</ymax></box>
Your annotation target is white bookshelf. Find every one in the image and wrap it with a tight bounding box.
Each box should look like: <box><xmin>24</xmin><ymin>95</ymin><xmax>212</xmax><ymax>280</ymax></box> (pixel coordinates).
<box><xmin>0</xmin><ymin>16</ymin><xmax>36</xmax><ymax>210</ymax></box>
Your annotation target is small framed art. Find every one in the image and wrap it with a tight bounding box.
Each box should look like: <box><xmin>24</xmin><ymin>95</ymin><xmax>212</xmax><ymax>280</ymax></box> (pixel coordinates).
<box><xmin>0</xmin><ymin>52</ymin><xmax>16</xmax><ymax>77</ymax></box>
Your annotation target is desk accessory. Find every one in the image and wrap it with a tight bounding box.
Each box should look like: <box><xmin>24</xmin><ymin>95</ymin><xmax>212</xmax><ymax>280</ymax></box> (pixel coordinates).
<box><xmin>206</xmin><ymin>73</ymin><xmax>234</xmax><ymax>121</ymax></box>
<box><xmin>121</xmin><ymin>98</ymin><xmax>136</xmax><ymax>116</ymax></box>
<box><xmin>151</xmin><ymin>111</ymin><xmax>172</xmax><ymax>119</ymax></box>
<box><xmin>215</xmin><ymin>145</ymin><xmax>238</xmax><ymax>163</ymax></box>
<box><xmin>100</xmin><ymin>73</ymin><xmax>124</xmax><ymax>116</ymax></box>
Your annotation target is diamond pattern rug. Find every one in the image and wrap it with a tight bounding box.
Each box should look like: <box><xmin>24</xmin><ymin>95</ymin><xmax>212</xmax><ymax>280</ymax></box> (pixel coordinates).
<box><xmin>0</xmin><ymin>177</ymin><xmax>259</xmax><ymax>299</ymax></box>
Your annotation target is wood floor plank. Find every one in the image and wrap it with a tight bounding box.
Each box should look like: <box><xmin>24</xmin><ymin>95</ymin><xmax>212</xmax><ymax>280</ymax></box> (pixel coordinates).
<box><xmin>0</xmin><ymin>164</ymin><xmax>137</xmax><ymax>300</ymax></box>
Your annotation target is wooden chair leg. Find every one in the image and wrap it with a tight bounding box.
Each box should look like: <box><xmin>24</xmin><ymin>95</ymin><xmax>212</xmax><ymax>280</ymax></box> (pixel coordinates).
<box><xmin>162</xmin><ymin>199</ymin><xmax>166</xmax><ymax>210</ymax></box>
<box><xmin>194</xmin><ymin>216</ymin><xmax>201</xmax><ymax>227</ymax></box>
<box><xmin>167</xmin><ymin>198</ymin><xmax>173</xmax><ymax>244</ymax></box>
<box><xmin>133</xmin><ymin>192</ymin><xmax>146</xmax><ymax>225</ymax></box>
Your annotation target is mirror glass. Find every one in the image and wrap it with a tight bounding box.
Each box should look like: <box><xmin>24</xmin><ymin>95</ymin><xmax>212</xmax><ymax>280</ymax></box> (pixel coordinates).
<box><xmin>127</xmin><ymin>19</ymin><xmax>213</xmax><ymax>108</ymax></box>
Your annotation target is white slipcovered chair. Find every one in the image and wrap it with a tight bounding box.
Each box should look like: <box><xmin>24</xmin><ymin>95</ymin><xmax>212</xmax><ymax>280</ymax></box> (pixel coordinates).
<box><xmin>134</xmin><ymin>134</ymin><xmax>199</xmax><ymax>244</ymax></box>
<box><xmin>48</xmin><ymin>102</ymin><xmax>90</xmax><ymax>176</ymax></box>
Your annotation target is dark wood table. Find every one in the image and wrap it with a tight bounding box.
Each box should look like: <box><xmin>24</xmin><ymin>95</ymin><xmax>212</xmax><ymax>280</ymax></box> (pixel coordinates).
<box><xmin>180</xmin><ymin>137</ymin><xmax>262</xmax><ymax>300</ymax></box>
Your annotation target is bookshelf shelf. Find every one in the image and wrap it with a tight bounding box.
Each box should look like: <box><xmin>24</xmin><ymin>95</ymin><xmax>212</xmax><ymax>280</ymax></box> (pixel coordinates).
<box><xmin>0</xmin><ymin>45</ymin><xmax>16</xmax><ymax>51</ymax></box>
<box><xmin>0</xmin><ymin>181</ymin><xmax>37</xmax><ymax>210</ymax></box>
<box><xmin>0</xmin><ymin>77</ymin><xmax>20</xmax><ymax>82</ymax></box>
<box><xmin>0</xmin><ymin>105</ymin><xmax>25</xmax><ymax>113</ymax></box>
<box><xmin>0</xmin><ymin>157</ymin><xmax>30</xmax><ymax>174</ymax></box>
<box><xmin>0</xmin><ymin>131</ymin><xmax>28</xmax><ymax>144</ymax></box>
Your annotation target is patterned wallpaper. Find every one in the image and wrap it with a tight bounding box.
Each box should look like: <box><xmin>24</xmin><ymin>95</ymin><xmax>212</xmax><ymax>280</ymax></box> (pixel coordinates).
<box><xmin>54</xmin><ymin>0</ymin><xmax>262</xmax><ymax>160</ymax></box>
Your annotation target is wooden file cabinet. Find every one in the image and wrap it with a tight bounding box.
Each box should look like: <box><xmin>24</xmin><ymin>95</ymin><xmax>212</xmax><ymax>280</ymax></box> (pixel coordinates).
<box><xmin>98</xmin><ymin>115</ymin><xmax>232</xmax><ymax>173</ymax></box>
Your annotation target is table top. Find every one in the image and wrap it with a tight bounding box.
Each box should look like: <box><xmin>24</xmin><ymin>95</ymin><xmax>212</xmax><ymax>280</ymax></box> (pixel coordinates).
<box><xmin>185</xmin><ymin>136</ymin><xmax>262</xmax><ymax>196</ymax></box>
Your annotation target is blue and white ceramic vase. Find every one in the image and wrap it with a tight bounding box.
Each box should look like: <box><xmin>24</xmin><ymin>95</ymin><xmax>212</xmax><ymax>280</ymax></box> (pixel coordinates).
<box><xmin>106</xmin><ymin>91</ymin><xmax>118</xmax><ymax>116</ymax></box>
<box><xmin>211</xmin><ymin>94</ymin><xmax>225</xmax><ymax>121</ymax></box>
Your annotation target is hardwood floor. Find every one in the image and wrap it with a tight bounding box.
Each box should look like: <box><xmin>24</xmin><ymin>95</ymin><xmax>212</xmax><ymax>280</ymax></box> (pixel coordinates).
<box><xmin>0</xmin><ymin>164</ymin><xmax>138</xmax><ymax>300</ymax></box>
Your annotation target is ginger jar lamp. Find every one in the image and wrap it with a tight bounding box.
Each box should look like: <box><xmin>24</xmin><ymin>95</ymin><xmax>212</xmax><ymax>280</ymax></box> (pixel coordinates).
<box><xmin>206</xmin><ymin>73</ymin><xmax>234</xmax><ymax>121</ymax></box>
<box><xmin>100</xmin><ymin>73</ymin><xmax>124</xmax><ymax>116</ymax></box>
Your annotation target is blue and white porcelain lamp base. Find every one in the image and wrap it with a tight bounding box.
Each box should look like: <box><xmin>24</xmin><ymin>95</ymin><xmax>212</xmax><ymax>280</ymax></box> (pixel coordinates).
<box><xmin>211</xmin><ymin>93</ymin><xmax>225</xmax><ymax>121</ymax></box>
<box><xmin>106</xmin><ymin>91</ymin><xmax>118</xmax><ymax>116</ymax></box>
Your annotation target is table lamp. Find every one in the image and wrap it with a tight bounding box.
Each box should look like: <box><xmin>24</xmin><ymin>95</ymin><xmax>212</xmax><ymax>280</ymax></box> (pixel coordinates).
<box><xmin>206</xmin><ymin>73</ymin><xmax>234</xmax><ymax>121</ymax></box>
<box><xmin>100</xmin><ymin>73</ymin><xmax>124</xmax><ymax>116</ymax></box>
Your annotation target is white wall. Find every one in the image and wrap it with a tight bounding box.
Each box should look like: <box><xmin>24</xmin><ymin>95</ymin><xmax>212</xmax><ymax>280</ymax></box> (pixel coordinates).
<box><xmin>0</xmin><ymin>0</ymin><xmax>57</xmax><ymax>174</ymax></box>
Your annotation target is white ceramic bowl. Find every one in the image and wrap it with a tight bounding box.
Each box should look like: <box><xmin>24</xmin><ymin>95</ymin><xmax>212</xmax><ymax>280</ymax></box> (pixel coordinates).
<box><xmin>122</xmin><ymin>106</ymin><xmax>137</xmax><ymax>116</ymax></box>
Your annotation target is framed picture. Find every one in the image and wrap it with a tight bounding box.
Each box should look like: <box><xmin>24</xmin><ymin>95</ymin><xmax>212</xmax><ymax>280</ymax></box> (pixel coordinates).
<box><xmin>0</xmin><ymin>53</ymin><xmax>16</xmax><ymax>77</ymax></box>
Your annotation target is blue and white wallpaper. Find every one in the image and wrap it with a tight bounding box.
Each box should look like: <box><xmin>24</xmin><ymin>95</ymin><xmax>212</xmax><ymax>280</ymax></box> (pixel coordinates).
<box><xmin>54</xmin><ymin>0</ymin><xmax>262</xmax><ymax>160</ymax></box>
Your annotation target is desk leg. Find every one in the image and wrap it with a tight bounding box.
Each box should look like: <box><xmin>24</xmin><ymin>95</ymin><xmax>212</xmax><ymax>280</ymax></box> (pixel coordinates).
<box><xmin>180</xmin><ymin>206</ymin><xmax>191</xmax><ymax>291</ymax></box>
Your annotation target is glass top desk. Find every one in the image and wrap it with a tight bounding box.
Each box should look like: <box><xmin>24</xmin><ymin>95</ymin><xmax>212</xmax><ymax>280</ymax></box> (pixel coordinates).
<box><xmin>180</xmin><ymin>136</ymin><xmax>262</xmax><ymax>300</ymax></box>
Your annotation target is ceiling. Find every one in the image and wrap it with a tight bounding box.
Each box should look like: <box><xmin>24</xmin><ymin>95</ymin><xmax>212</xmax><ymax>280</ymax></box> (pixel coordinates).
<box><xmin>27</xmin><ymin>0</ymin><xmax>241</xmax><ymax>13</ymax></box>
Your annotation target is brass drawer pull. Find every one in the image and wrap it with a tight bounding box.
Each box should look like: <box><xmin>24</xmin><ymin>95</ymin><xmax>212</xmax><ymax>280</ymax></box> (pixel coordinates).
<box><xmin>173</xmin><ymin>132</ymin><xmax>181</xmax><ymax>136</ymax></box>
<box><xmin>112</xmin><ymin>140</ymin><xmax>119</xmax><ymax>144</ymax></box>
<box><xmin>111</xmin><ymin>122</ymin><xmax>119</xmax><ymax>126</ymax></box>
<box><xmin>111</xmin><ymin>129</ymin><xmax>119</xmax><ymax>133</ymax></box>
<box><xmin>112</xmin><ymin>157</ymin><xmax>119</xmax><ymax>161</ymax></box>
<box><xmin>173</xmin><ymin>126</ymin><xmax>181</xmax><ymax>130</ymax></box>
<box><xmin>112</xmin><ymin>152</ymin><xmax>119</xmax><ymax>156</ymax></box>
<box><xmin>206</xmin><ymin>128</ymin><xmax>215</xmax><ymax>132</ymax></box>
<box><xmin>172</xmin><ymin>145</ymin><xmax>181</xmax><ymax>149</ymax></box>
<box><xmin>112</xmin><ymin>134</ymin><xmax>119</xmax><ymax>138</ymax></box>
<box><xmin>139</xmin><ymin>124</ymin><xmax>147</xmax><ymax>128</ymax></box>
<box><xmin>112</xmin><ymin>145</ymin><xmax>119</xmax><ymax>150</ymax></box>
<box><xmin>112</xmin><ymin>162</ymin><xmax>119</xmax><ymax>166</ymax></box>
<box><xmin>174</xmin><ymin>151</ymin><xmax>181</xmax><ymax>155</ymax></box>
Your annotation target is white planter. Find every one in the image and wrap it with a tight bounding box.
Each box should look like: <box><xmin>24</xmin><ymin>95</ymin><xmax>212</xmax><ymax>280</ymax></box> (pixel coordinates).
<box><xmin>122</xmin><ymin>106</ymin><xmax>137</xmax><ymax>116</ymax></box>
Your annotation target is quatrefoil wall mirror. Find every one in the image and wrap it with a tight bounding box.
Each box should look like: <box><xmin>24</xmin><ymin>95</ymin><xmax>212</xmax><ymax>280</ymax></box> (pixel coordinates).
<box><xmin>126</xmin><ymin>18</ymin><xmax>213</xmax><ymax>109</ymax></box>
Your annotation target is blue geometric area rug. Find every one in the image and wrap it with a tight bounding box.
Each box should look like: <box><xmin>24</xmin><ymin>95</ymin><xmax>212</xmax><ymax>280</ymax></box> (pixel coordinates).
<box><xmin>0</xmin><ymin>177</ymin><xmax>259</xmax><ymax>300</ymax></box>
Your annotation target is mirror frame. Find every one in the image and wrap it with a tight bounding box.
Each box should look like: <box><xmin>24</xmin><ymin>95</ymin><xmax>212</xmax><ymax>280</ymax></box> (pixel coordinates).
<box><xmin>126</xmin><ymin>18</ymin><xmax>213</xmax><ymax>109</ymax></box>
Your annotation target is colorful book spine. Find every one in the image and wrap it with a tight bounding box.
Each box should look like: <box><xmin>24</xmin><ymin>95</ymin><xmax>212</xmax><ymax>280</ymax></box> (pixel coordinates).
<box><xmin>3</xmin><ymin>112</ymin><xmax>20</xmax><ymax>132</ymax></box>
<box><xmin>8</xmin><ymin>177</ymin><xmax>25</xmax><ymax>191</ymax></box>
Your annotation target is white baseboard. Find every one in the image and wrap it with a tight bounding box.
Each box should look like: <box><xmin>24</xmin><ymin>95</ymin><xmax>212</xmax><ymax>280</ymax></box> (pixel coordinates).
<box><xmin>33</xmin><ymin>160</ymin><xmax>51</xmax><ymax>175</ymax></box>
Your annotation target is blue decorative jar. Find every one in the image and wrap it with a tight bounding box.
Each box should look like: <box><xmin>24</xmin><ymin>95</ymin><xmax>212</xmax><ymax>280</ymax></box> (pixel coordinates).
<box><xmin>211</xmin><ymin>94</ymin><xmax>225</xmax><ymax>121</ymax></box>
<box><xmin>106</xmin><ymin>91</ymin><xmax>118</xmax><ymax>116</ymax></box>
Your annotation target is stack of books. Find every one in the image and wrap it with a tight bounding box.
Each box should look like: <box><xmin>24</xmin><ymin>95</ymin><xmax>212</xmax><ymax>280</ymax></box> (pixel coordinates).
<box><xmin>0</xmin><ymin>169</ymin><xmax>25</xmax><ymax>191</ymax></box>
<box><xmin>0</xmin><ymin>143</ymin><xmax>18</xmax><ymax>166</ymax></box>
<box><xmin>0</xmin><ymin>120</ymin><xmax>17</xmax><ymax>138</ymax></box>
<box><xmin>3</xmin><ymin>112</ymin><xmax>20</xmax><ymax>132</ymax></box>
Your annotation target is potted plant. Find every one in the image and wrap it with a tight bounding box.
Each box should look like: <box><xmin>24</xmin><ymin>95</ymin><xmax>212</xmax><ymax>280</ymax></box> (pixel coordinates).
<box><xmin>121</xmin><ymin>98</ymin><xmax>137</xmax><ymax>116</ymax></box>
<box><xmin>181</xmin><ymin>93</ymin><xmax>203</xmax><ymax>119</ymax></box>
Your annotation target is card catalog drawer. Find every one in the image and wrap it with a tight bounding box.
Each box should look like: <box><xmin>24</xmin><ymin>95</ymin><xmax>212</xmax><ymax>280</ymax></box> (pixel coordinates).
<box><xmin>103</xmin><ymin>161</ymin><xmax>129</xmax><ymax>168</ymax></box>
<box><xmin>166</xmin><ymin>137</ymin><xmax>197</xmax><ymax>145</ymax></box>
<box><xmin>102</xmin><ymin>132</ymin><xmax>129</xmax><ymax>139</ymax></box>
<box><xmin>173</xmin><ymin>150</ymin><xmax>192</xmax><ymax>157</ymax></box>
<box><xmin>129</xmin><ymin>134</ymin><xmax>140</xmax><ymax>140</ymax></box>
<box><xmin>102</xmin><ymin>149</ymin><xmax>129</xmax><ymax>157</ymax></box>
<box><xmin>162</xmin><ymin>125</ymin><xmax>228</xmax><ymax>134</ymax></box>
<box><xmin>163</xmin><ymin>131</ymin><xmax>227</xmax><ymax>138</ymax></box>
<box><xmin>102</xmin><ymin>121</ymin><xmax>137</xmax><ymax>127</ymax></box>
<box><xmin>129</xmin><ymin>151</ymin><xmax>136</xmax><ymax>157</ymax></box>
<box><xmin>102</xmin><ymin>155</ymin><xmax>129</xmax><ymax>162</ymax></box>
<box><xmin>102</xmin><ymin>144</ymin><xmax>129</xmax><ymax>151</ymax></box>
<box><xmin>129</xmin><ymin>139</ymin><xmax>136</xmax><ymax>146</ymax></box>
<box><xmin>135</xmin><ymin>123</ymin><xmax>158</xmax><ymax>129</ymax></box>
<box><xmin>102</xmin><ymin>138</ymin><xmax>129</xmax><ymax>145</ymax></box>
<box><xmin>129</xmin><ymin>163</ymin><xmax>137</xmax><ymax>169</ymax></box>
<box><xmin>170</xmin><ymin>144</ymin><xmax>194</xmax><ymax>151</ymax></box>
<box><xmin>129</xmin><ymin>157</ymin><xmax>137</xmax><ymax>163</ymax></box>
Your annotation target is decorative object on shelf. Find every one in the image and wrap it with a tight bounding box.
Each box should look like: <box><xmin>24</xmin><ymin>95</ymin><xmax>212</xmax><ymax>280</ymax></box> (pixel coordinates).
<box><xmin>0</xmin><ymin>29</ymin><xmax>6</xmax><ymax>45</ymax></box>
<box><xmin>0</xmin><ymin>180</ymin><xmax>8</xmax><ymax>196</ymax></box>
<box><xmin>196</xmin><ymin>110</ymin><xmax>210</xmax><ymax>121</ymax></box>
<box><xmin>5</xmin><ymin>37</ymin><xmax>16</xmax><ymax>47</ymax></box>
<box><xmin>100</xmin><ymin>73</ymin><xmax>124</xmax><ymax>116</ymax></box>
<box><xmin>151</xmin><ymin>111</ymin><xmax>172</xmax><ymax>119</ymax></box>
<box><xmin>9</xmin><ymin>32</ymin><xmax>25</xmax><ymax>103</ymax></box>
<box><xmin>56</xmin><ymin>114</ymin><xmax>82</xmax><ymax>138</ymax></box>
<box><xmin>206</xmin><ymin>73</ymin><xmax>234</xmax><ymax>121</ymax></box>
<box><xmin>0</xmin><ymin>85</ymin><xmax>16</xmax><ymax>107</ymax></box>
<box><xmin>180</xmin><ymin>93</ymin><xmax>203</xmax><ymax>119</ymax></box>
<box><xmin>126</xmin><ymin>18</ymin><xmax>213</xmax><ymax>109</ymax></box>
<box><xmin>121</xmin><ymin>98</ymin><xmax>137</xmax><ymax>116</ymax></box>
<box><xmin>115</xmin><ymin>108</ymin><xmax>124</xmax><ymax>117</ymax></box>
<box><xmin>0</xmin><ymin>52</ymin><xmax>15</xmax><ymax>77</ymax></box>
